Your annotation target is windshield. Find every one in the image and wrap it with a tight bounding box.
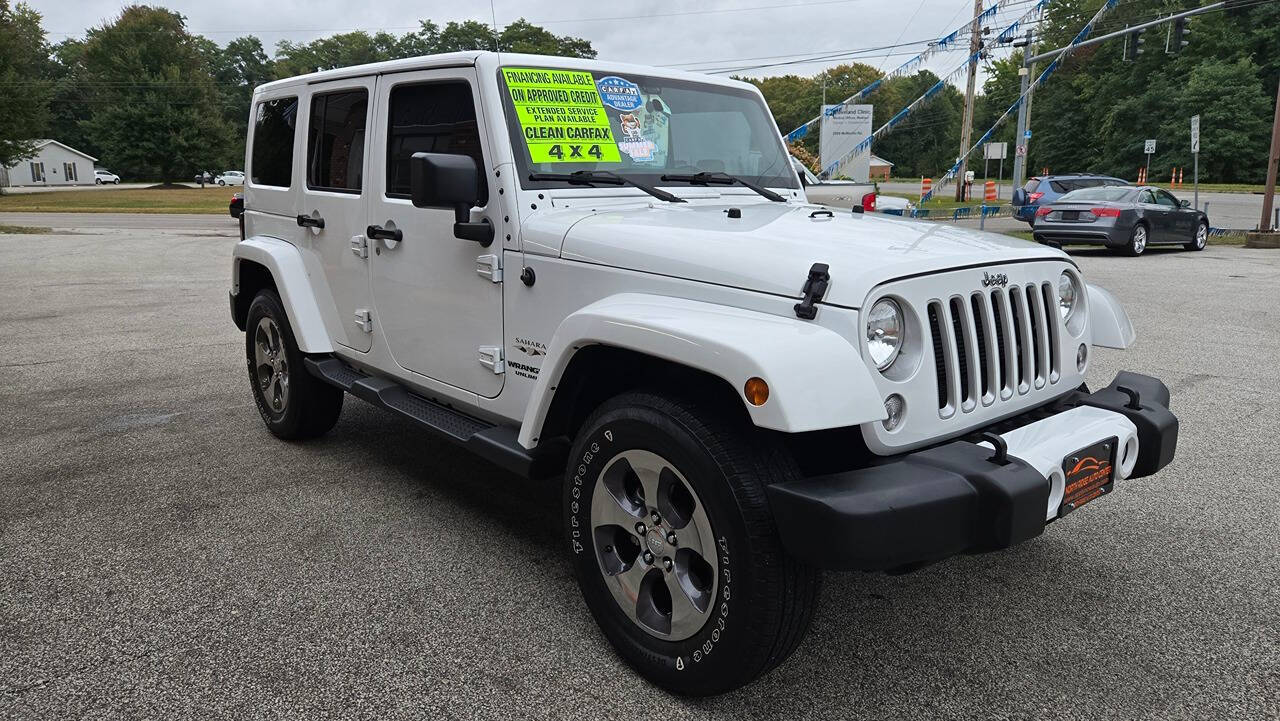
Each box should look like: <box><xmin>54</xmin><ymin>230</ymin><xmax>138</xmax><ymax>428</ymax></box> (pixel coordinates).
<box><xmin>500</xmin><ymin>66</ymin><xmax>798</xmax><ymax>191</ymax></box>
<box><xmin>1059</xmin><ymin>187</ymin><xmax>1138</xmax><ymax>203</ymax></box>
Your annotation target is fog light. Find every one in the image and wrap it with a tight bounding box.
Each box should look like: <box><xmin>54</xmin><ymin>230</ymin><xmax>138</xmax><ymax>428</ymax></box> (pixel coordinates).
<box><xmin>744</xmin><ymin>377</ymin><xmax>769</xmax><ymax>406</ymax></box>
<box><xmin>883</xmin><ymin>394</ymin><xmax>905</xmax><ymax>431</ymax></box>
<box><xmin>1077</xmin><ymin>343</ymin><xmax>1088</xmax><ymax>372</ymax></box>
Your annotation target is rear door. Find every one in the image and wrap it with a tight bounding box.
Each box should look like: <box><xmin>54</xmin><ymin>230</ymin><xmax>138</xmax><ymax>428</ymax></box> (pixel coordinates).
<box><xmin>299</xmin><ymin>78</ymin><xmax>375</xmax><ymax>352</ymax></box>
<box><xmin>366</xmin><ymin>68</ymin><xmax>504</xmax><ymax>398</ymax></box>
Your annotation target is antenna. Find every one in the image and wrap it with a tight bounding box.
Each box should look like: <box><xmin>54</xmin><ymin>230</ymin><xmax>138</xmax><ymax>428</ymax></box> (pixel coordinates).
<box><xmin>489</xmin><ymin>0</ymin><xmax>501</xmax><ymax>56</ymax></box>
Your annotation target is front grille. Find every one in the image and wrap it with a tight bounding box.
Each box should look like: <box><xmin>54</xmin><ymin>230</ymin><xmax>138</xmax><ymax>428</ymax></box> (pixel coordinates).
<box><xmin>927</xmin><ymin>282</ymin><xmax>1062</xmax><ymax>418</ymax></box>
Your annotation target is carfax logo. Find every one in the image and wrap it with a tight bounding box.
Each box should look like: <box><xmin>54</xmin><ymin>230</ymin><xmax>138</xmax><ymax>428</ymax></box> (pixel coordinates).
<box><xmin>596</xmin><ymin>76</ymin><xmax>642</xmax><ymax>111</ymax></box>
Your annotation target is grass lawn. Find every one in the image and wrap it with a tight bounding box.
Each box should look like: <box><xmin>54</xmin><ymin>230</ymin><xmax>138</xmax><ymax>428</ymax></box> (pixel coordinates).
<box><xmin>0</xmin><ymin>186</ymin><xmax>237</xmax><ymax>214</ymax></box>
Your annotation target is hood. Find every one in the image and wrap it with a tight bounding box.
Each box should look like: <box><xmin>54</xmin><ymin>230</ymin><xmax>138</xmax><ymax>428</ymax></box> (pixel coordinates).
<box><xmin>548</xmin><ymin>201</ymin><xmax>1068</xmax><ymax>308</ymax></box>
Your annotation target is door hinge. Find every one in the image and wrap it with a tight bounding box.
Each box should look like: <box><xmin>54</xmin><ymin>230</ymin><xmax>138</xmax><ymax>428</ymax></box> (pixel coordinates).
<box><xmin>475</xmin><ymin>253</ymin><xmax>503</xmax><ymax>282</ymax></box>
<box><xmin>353</xmin><ymin>309</ymin><xmax>373</xmax><ymax>333</ymax></box>
<box><xmin>350</xmin><ymin>234</ymin><xmax>369</xmax><ymax>259</ymax></box>
<box><xmin>478</xmin><ymin>345</ymin><xmax>505</xmax><ymax>374</ymax></box>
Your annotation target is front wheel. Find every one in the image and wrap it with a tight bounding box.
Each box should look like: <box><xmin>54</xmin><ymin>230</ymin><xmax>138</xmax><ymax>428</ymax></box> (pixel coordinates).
<box><xmin>564</xmin><ymin>391</ymin><xmax>819</xmax><ymax>695</ymax></box>
<box><xmin>1185</xmin><ymin>220</ymin><xmax>1208</xmax><ymax>251</ymax></box>
<box><xmin>218</xmin><ymin>180</ymin><xmax>226</xmax><ymax>186</ymax></box>
<box><xmin>244</xmin><ymin>290</ymin><xmax>343</xmax><ymax>440</ymax></box>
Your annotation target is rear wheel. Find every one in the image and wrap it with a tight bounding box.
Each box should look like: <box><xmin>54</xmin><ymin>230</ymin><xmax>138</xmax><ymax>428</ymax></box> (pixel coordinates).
<box><xmin>1119</xmin><ymin>222</ymin><xmax>1148</xmax><ymax>256</ymax></box>
<box><xmin>244</xmin><ymin>290</ymin><xmax>343</xmax><ymax>440</ymax></box>
<box><xmin>95</xmin><ymin>178</ymin><xmax>102</xmax><ymax>185</ymax></box>
<box><xmin>564</xmin><ymin>391</ymin><xmax>819</xmax><ymax>696</ymax></box>
<box><xmin>1185</xmin><ymin>220</ymin><xmax>1208</xmax><ymax>251</ymax></box>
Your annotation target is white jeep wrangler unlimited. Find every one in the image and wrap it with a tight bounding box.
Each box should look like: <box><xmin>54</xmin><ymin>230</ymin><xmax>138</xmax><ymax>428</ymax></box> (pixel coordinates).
<box><xmin>229</xmin><ymin>52</ymin><xmax>1178</xmax><ymax>695</ymax></box>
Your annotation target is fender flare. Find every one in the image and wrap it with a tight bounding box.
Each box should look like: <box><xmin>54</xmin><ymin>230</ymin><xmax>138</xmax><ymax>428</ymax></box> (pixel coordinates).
<box><xmin>1086</xmin><ymin>283</ymin><xmax>1135</xmax><ymax>350</ymax></box>
<box><xmin>231</xmin><ymin>236</ymin><xmax>332</xmax><ymax>354</ymax></box>
<box><xmin>517</xmin><ymin>293</ymin><xmax>885</xmax><ymax>448</ymax></box>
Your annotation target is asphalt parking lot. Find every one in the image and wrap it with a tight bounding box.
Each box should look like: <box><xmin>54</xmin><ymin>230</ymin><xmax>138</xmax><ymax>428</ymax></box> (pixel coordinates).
<box><xmin>2</xmin><ymin>214</ymin><xmax>1277</xmax><ymax>719</ymax></box>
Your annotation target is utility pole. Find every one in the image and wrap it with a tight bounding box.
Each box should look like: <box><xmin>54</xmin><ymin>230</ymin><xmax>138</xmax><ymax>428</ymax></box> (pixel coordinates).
<box><xmin>1011</xmin><ymin>30</ymin><xmax>1034</xmax><ymax>192</ymax></box>
<box><xmin>1261</xmin><ymin>78</ymin><xmax>1279</xmax><ymax>233</ymax></box>
<box><xmin>955</xmin><ymin>0</ymin><xmax>983</xmax><ymax>202</ymax></box>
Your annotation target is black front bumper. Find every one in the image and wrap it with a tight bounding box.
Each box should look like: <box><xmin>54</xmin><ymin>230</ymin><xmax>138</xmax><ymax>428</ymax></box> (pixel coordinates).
<box><xmin>767</xmin><ymin>371</ymin><xmax>1178</xmax><ymax>572</ymax></box>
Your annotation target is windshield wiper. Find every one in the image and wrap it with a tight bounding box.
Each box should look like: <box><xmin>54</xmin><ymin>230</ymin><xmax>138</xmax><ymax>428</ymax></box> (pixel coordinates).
<box><xmin>659</xmin><ymin>171</ymin><xmax>787</xmax><ymax>202</ymax></box>
<box><xmin>528</xmin><ymin>170</ymin><xmax>686</xmax><ymax>203</ymax></box>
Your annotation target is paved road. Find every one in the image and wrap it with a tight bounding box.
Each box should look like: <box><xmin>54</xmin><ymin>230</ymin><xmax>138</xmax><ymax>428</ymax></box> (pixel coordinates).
<box><xmin>878</xmin><ymin>181</ymin><xmax>1276</xmax><ymax>231</ymax></box>
<box><xmin>1</xmin><ymin>219</ymin><xmax>1277</xmax><ymax>719</ymax></box>
<box><xmin>1</xmin><ymin>211</ymin><xmax>231</xmax><ymax>231</ymax></box>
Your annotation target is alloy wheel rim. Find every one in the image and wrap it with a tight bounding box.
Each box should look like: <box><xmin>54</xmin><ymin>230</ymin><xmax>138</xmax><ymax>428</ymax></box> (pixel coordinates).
<box><xmin>1196</xmin><ymin>224</ymin><xmax>1207</xmax><ymax>248</ymax></box>
<box><xmin>254</xmin><ymin>317</ymin><xmax>289</xmax><ymax>414</ymax></box>
<box><xmin>1134</xmin><ymin>226</ymin><xmax>1147</xmax><ymax>253</ymax></box>
<box><xmin>590</xmin><ymin>449</ymin><xmax>718</xmax><ymax>641</ymax></box>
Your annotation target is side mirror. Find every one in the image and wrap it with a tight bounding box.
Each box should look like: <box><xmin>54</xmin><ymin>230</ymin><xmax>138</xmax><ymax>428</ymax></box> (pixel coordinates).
<box><xmin>1179</xmin><ymin>199</ymin><xmax>1190</xmax><ymax>208</ymax></box>
<box><xmin>1011</xmin><ymin>188</ymin><xmax>1028</xmax><ymax>206</ymax></box>
<box><xmin>409</xmin><ymin>152</ymin><xmax>493</xmax><ymax>246</ymax></box>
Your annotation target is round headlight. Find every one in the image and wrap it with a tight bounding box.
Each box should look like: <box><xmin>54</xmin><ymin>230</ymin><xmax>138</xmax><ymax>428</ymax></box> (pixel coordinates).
<box><xmin>866</xmin><ymin>298</ymin><xmax>904</xmax><ymax>370</ymax></box>
<box><xmin>1057</xmin><ymin>271</ymin><xmax>1080</xmax><ymax>321</ymax></box>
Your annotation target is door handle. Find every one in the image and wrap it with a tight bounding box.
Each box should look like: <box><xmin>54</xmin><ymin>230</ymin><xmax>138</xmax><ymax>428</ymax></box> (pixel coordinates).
<box><xmin>296</xmin><ymin>214</ymin><xmax>325</xmax><ymax>229</ymax></box>
<box><xmin>366</xmin><ymin>224</ymin><xmax>403</xmax><ymax>242</ymax></box>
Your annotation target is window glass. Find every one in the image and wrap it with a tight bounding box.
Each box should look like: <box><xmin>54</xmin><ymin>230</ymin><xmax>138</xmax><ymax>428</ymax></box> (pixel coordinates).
<box><xmin>1049</xmin><ymin>178</ymin><xmax>1106</xmax><ymax>193</ymax></box>
<box><xmin>500</xmin><ymin>67</ymin><xmax>798</xmax><ymax>190</ymax></box>
<box><xmin>386</xmin><ymin>82</ymin><xmax>486</xmax><ymax>202</ymax></box>
<box><xmin>1022</xmin><ymin>179</ymin><xmax>1041</xmax><ymax>192</ymax></box>
<box><xmin>308</xmin><ymin>89</ymin><xmax>368</xmax><ymax>192</ymax></box>
<box><xmin>1138</xmin><ymin>190</ymin><xmax>1155</xmax><ymax>204</ymax></box>
<box><xmin>1155</xmin><ymin>190</ymin><xmax>1179</xmax><ymax>207</ymax></box>
<box><xmin>1058</xmin><ymin>187</ymin><xmax>1138</xmax><ymax>203</ymax></box>
<box><xmin>251</xmin><ymin>97</ymin><xmax>298</xmax><ymax>187</ymax></box>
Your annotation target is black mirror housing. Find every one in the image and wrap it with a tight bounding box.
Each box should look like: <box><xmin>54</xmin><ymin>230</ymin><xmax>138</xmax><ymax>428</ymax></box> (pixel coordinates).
<box><xmin>410</xmin><ymin>152</ymin><xmax>482</xmax><ymax>209</ymax></box>
<box><xmin>409</xmin><ymin>152</ymin><xmax>494</xmax><ymax>247</ymax></box>
<box><xmin>1179</xmin><ymin>199</ymin><xmax>1190</xmax><ymax>208</ymax></box>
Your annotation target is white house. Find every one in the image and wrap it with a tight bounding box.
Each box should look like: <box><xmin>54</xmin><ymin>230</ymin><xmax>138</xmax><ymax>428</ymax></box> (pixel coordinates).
<box><xmin>0</xmin><ymin>140</ymin><xmax>98</xmax><ymax>187</ymax></box>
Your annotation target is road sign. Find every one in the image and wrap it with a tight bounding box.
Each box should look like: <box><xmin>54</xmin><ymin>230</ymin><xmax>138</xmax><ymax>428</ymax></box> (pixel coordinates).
<box><xmin>1024</xmin><ymin>130</ymin><xmax>1032</xmax><ymax>139</ymax></box>
<box><xmin>984</xmin><ymin>142</ymin><xmax>1008</xmax><ymax>160</ymax></box>
<box><xmin>1191</xmin><ymin>115</ymin><xmax>1200</xmax><ymax>153</ymax></box>
<box><xmin>1144</xmin><ymin>139</ymin><xmax>1157</xmax><ymax>154</ymax></box>
<box><xmin>1016</xmin><ymin>144</ymin><xmax>1027</xmax><ymax>157</ymax></box>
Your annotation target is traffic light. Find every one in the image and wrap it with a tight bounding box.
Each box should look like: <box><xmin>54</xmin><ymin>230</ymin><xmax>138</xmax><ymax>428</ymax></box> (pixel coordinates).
<box><xmin>1123</xmin><ymin>28</ymin><xmax>1145</xmax><ymax>61</ymax></box>
<box><xmin>1168</xmin><ymin>18</ymin><xmax>1190</xmax><ymax>54</ymax></box>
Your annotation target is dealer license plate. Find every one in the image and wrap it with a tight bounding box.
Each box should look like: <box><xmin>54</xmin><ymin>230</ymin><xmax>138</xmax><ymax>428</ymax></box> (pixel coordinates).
<box><xmin>1059</xmin><ymin>437</ymin><xmax>1117</xmax><ymax>517</ymax></box>
<box><xmin>1061</xmin><ymin>210</ymin><xmax>1080</xmax><ymax>221</ymax></box>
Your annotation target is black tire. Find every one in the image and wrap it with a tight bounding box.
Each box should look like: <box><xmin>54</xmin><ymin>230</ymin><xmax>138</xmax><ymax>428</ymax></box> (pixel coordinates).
<box><xmin>113</xmin><ymin>179</ymin><xmax>120</xmax><ymax>184</ymax></box>
<box><xmin>218</xmin><ymin>179</ymin><xmax>226</xmax><ymax>186</ymax></box>
<box><xmin>564</xmin><ymin>391</ymin><xmax>820</xmax><ymax>696</ymax></box>
<box><xmin>95</xmin><ymin>178</ymin><xmax>102</xmax><ymax>185</ymax></box>
<box><xmin>244</xmin><ymin>290</ymin><xmax>343</xmax><ymax>440</ymax></box>
<box><xmin>1184</xmin><ymin>220</ymin><xmax>1208</xmax><ymax>251</ymax></box>
<box><xmin>1119</xmin><ymin>222</ymin><xmax>1149</xmax><ymax>256</ymax></box>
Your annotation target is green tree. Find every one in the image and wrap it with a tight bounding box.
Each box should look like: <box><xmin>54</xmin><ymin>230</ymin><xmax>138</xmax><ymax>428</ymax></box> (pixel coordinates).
<box><xmin>0</xmin><ymin>1</ymin><xmax>52</xmax><ymax>171</ymax></box>
<box><xmin>77</xmin><ymin>5</ymin><xmax>231</xmax><ymax>182</ymax></box>
<box><xmin>202</xmin><ymin>35</ymin><xmax>271</xmax><ymax>168</ymax></box>
<box><xmin>44</xmin><ymin>39</ymin><xmax>95</xmax><ymax>158</ymax></box>
<box><xmin>498</xmin><ymin>19</ymin><xmax>595</xmax><ymax>58</ymax></box>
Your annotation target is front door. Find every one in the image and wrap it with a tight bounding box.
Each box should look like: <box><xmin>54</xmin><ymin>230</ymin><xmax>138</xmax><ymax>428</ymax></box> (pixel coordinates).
<box><xmin>300</xmin><ymin>78</ymin><xmax>375</xmax><ymax>352</ymax></box>
<box><xmin>1137</xmin><ymin>189</ymin><xmax>1171</xmax><ymax>242</ymax></box>
<box><xmin>1155</xmin><ymin>189</ymin><xmax>1193</xmax><ymax>241</ymax></box>
<box><xmin>367</xmin><ymin>69</ymin><xmax>504</xmax><ymax>398</ymax></box>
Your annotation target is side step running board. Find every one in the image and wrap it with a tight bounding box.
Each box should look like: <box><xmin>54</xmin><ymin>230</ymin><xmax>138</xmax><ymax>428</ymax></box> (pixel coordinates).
<box><xmin>304</xmin><ymin>356</ymin><xmax>565</xmax><ymax>479</ymax></box>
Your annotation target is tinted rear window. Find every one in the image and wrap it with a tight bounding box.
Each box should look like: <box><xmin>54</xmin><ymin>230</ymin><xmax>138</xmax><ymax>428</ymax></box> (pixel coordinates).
<box><xmin>251</xmin><ymin>97</ymin><xmax>298</xmax><ymax>187</ymax></box>
<box><xmin>1058</xmin><ymin>187</ymin><xmax>1138</xmax><ymax>202</ymax></box>
<box><xmin>1048</xmin><ymin>178</ymin><xmax>1108</xmax><ymax>193</ymax></box>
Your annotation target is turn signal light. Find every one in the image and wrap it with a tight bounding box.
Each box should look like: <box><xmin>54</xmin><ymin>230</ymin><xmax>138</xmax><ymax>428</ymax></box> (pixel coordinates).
<box><xmin>744</xmin><ymin>377</ymin><xmax>769</xmax><ymax>406</ymax></box>
<box><xmin>1091</xmin><ymin>207</ymin><xmax>1121</xmax><ymax>217</ymax></box>
<box><xmin>1036</xmin><ymin>206</ymin><xmax>1053</xmax><ymax>217</ymax></box>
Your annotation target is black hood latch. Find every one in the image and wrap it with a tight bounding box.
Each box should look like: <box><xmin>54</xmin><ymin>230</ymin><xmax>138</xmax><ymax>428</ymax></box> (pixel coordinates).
<box><xmin>793</xmin><ymin>263</ymin><xmax>830</xmax><ymax>320</ymax></box>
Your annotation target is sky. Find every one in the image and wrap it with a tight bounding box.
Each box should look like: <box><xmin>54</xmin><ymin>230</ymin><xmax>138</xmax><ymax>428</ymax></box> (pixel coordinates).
<box><xmin>28</xmin><ymin>0</ymin><xmax>1027</xmax><ymax>83</ymax></box>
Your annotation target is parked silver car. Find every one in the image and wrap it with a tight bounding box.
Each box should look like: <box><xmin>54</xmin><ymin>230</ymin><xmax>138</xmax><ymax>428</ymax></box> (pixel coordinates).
<box><xmin>1031</xmin><ymin>185</ymin><xmax>1209</xmax><ymax>256</ymax></box>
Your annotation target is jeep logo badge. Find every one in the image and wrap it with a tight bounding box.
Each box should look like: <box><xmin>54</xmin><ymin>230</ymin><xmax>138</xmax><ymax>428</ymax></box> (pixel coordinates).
<box><xmin>981</xmin><ymin>271</ymin><xmax>1009</xmax><ymax>288</ymax></box>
